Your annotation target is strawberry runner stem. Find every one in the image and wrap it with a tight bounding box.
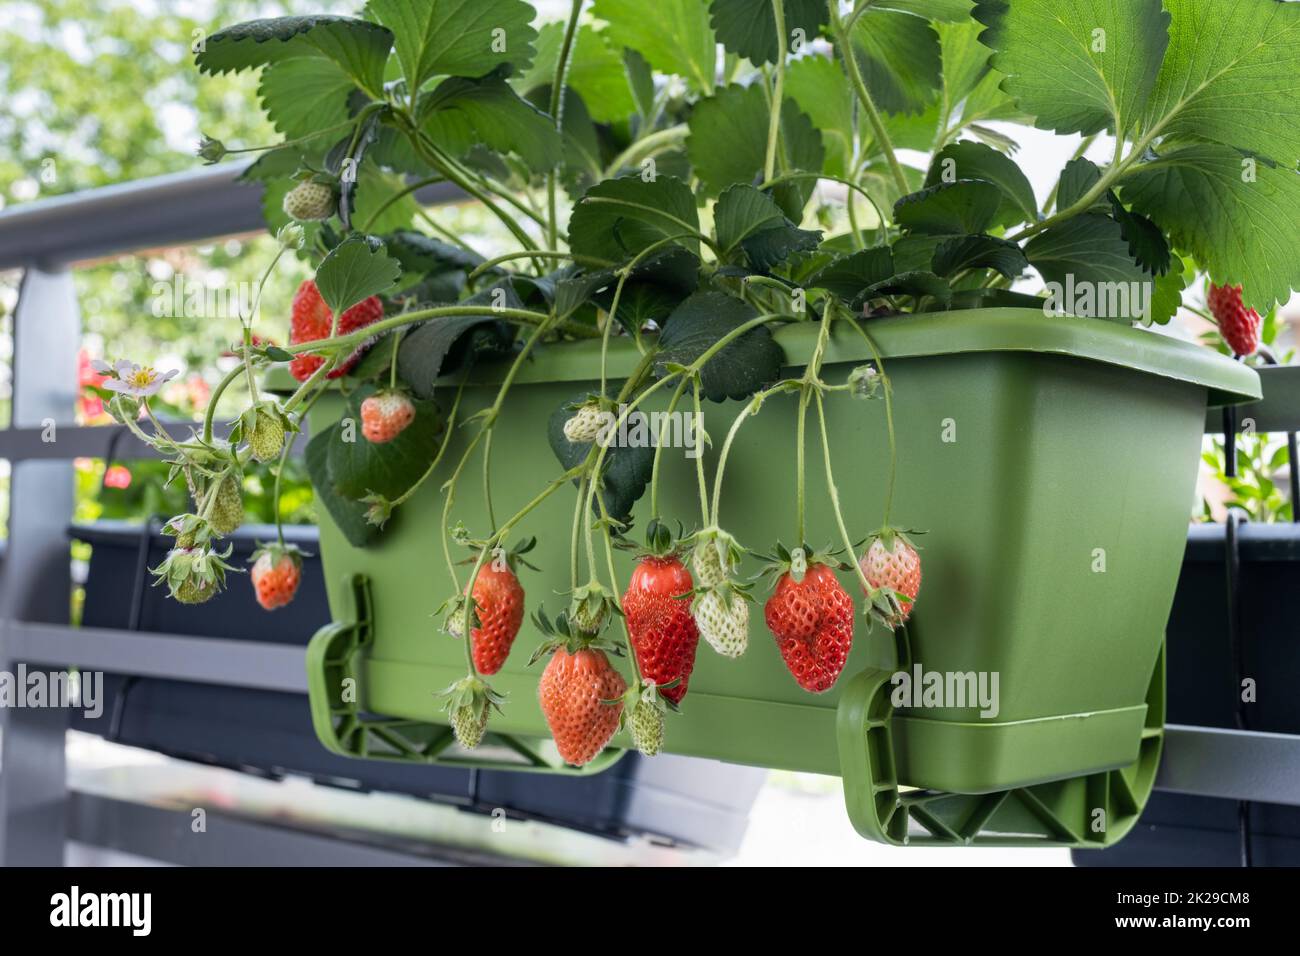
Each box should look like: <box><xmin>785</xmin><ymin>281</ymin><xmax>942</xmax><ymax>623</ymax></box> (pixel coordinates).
<box><xmin>763</xmin><ymin>0</ymin><xmax>788</xmax><ymax>185</ymax></box>
<box><xmin>546</xmin><ymin>0</ymin><xmax>584</xmax><ymax>250</ymax></box>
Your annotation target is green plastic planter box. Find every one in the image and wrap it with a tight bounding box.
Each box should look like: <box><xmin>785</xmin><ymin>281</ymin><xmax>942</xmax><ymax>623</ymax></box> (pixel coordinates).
<box><xmin>302</xmin><ymin>309</ymin><xmax>1259</xmax><ymax>846</ymax></box>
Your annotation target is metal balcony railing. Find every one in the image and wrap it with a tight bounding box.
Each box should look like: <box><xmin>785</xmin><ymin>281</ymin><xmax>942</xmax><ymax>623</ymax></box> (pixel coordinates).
<box><xmin>0</xmin><ymin>160</ymin><xmax>1295</xmax><ymax>865</ymax></box>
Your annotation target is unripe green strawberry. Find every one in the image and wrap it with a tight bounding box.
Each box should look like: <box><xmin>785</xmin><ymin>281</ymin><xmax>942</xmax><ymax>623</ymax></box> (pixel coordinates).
<box><xmin>282</xmin><ymin>181</ymin><xmax>335</xmax><ymax>222</ymax></box>
<box><xmin>451</xmin><ymin>703</ymin><xmax>488</xmax><ymax>750</ymax></box>
<box><xmin>562</xmin><ymin>402</ymin><xmax>607</xmax><ymax>443</ymax></box>
<box><xmin>693</xmin><ymin>587</ymin><xmax>750</xmax><ymax>657</ymax></box>
<box><xmin>247</xmin><ymin>406</ymin><xmax>286</xmax><ymax>463</ymax></box>
<box><xmin>629</xmin><ymin>699</ymin><xmax>664</xmax><ymax>757</ymax></box>
<box><xmin>209</xmin><ymin>473</ymin><xmax>244</xmax><ymax>534</ymax></box>
<box><xmin>175</xmin><ymin>575</ymin><xmax>216</xmax><ymax>605</ymax></box>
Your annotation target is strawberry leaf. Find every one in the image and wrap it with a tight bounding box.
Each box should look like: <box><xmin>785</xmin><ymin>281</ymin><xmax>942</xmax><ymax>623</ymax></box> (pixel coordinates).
<box><xmin>973</xmin><ymin>0</ymin><xmax>1168</xmax><ymax>139</ymax></box>
<box><xmin>592</xmin><ymin>0</ymin><xmax>716</xmax><ymax>95</ymax></box>
<box><xmin>1120</xmin><ymin>143</ymin><xmax>1300</xmax><ymax>312</ymax></box>
<box><xmin>709</xmin><ymin>0</ymin><xmax>826</xmax><ymax>64</ymax></box>
<box><xmin>196</xmin><ymin>16</ymin><xmax>393</xmax><ymax>97</ymax></box>
<box><xmin>807</xmin><ymin>246</ymin><xmax>896</xmax><ymax>301</ymax></box>
<box><xmin>305</xmin><ymin>429</ymin><xmax>382</xmax><ymax>547</ymax></box>
<box><xmin>713</xmin><ymin>184</ymin><xmax>822</xmax><ymax>270</ymax></box>
<box><xmin>654</xmin><ymin>291</ymin><xmax>784</xmax><ymax>402</ymax></box>
<box><xmin>395</xmin><ymin>281</ymin><xmax>519</xmax><ymax>399</ymax></box>
<box><xmin>367</xmin><ymin>0</ymin><xmax>537</xmax><ymax>89</ymax></box>
<box><xmin>924</xmin><ymin>141</ymin><xmax>1036</xmax><ymax>228</ymax></box>
<box><xmin>568</xmin><ymin>175</ymin><xmax>701</xmax><ymax>261</ymax></box>
<box><xmin>894</xmin><ymin>180</ymin><xmax>1002</xmax><ymax>235</ymax></box>
<box><xmin>849</xmin><ymin>6</ymin><xmax>942</xmax><ymax>115</ymax></box>
<box><xmin>420</xmin><ymin>70</ymin><xmax>562</xmax><ymax>172</ymax></box>
<box><xmin>686</xmin><ymin>83</ymin><xmax>824</xmax><ymax>215</ymax></box>
<box><xmin>314</xmin><ymin>235</ymin><xmax>401</xmax><ymax>316</ymax></box>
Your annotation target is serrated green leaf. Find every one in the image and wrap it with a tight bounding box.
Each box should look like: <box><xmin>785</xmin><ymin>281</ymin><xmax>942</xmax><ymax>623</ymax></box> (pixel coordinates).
<box><xmin>714</xmin><ymin>184</ymin><xmax>822</xmax><ymax>269</ymax></box>
<box><xmin>350</xmin><ymin>165</ymin><xmax>419</xmax><ymax>234</ymax></box>
<box><xmin>932</xmin><ymin>235</ymin><xmax>1028</xmax><ymax>279</ymax></box>
<box><xmin>1142</xmin><ymin>0</ymin><xmax>1300</xmax><ymax>165</ymax></box>
<box><xmin>314</xmin><ymin>235</ymin><xmax>401</xmax><ymax>316</ymax></box>
<box><xmin>687</xmin><ymin>82</ymin><xmax>824</xmax><ymax>213</ymax></box>
<box><xmin>568</xmin><ymin>175</ymin><xmax>701</xmax><ymax>260</ymax></box>
<box><xmin>366</xmin><ymin>0</ymin><xmax>536</xmax><ymax>90</ymax></box>
<box><xmin>924</xmin><ymin>141</ymin><xmax>1036</xmax><ymax>228</ymax></box>
<box><xmin>396</xmin><ymin>282</ymin><xmax>519</xmax><ymax>399</ymax></box>
<box><xmin>1056</xmin><ymin>157</ymin><xmax>1106</xmax><ymax>212</ymax></box>
<box><xmin>866</xmin><ymin>271</ymin><xmax>952</xmax><ymax>307</ymax></box>
<box><xmin>518</xmin><ymin>23</ymin><xmax>638</xmax><ymax>125</ymax></box>
<box><xmin>305</xmin><ymin>428</ymin><xmax>382</xmax><ymax>547</ymax></box>
<box><xmin>1147</xmin><ymin>254</ymin><xmax>1187</xmax><ymax>326</ymax></box>
<box><xmin>593</xmin><ymin>0</ymin><xmax>716</xmax><ymax>95</ymax></box>
<box><xmin>591</xmin><ymin>248</ymin><xmax>700</xmax><ymax>333</ymax></box>
<box><xmin>1026</xmin><ymin>214</ymin><xmax>1151</xmax><ymax>320</ymax></box>
<box><xmin>784</xmin><ymin>54</ymin><xmax>854</xmax><ymax>177</ymax></box>
<box><xmin>327</xmin><ymin>385</ymin><xmax>444</xmax><ymax>499</ymax></box>
<box><xmin>807</xmin><ymin>247</ymin><xmax>896</xmax><ymax>300</ymax></box>
<box><xmin>709</xmin><ymin>0</ymin><xmax>826</xmax><ymax>64</ymax></box>
<box><xmin>421</xmin><ymin>71</ymin><xmax>562</xmax><ymax>172</ymax></box>
<box><xmin>1120</xmin><ymin>143</ymin><xmax>1300</xmax><ymax>312</ymax></box>
<box><xmin>258</xmin><ymin>57</ymin><xmax>354</xmax><ymax>139</ymax></box>
<box><xmin>877</xmin><ymin>0</ymin><xmax>974</xmax><ymax>20</ymax></box>
<box><xmin>385</xmin><ymin>231</ymin><xmax>485</xmax><ymax>275</ymax></box>
<box><xmin>1108</xmin><ymin>194</ymin><xmax>1170</xmax><ymax>276</ymax></box>
<box><xmin>655</xmin><ymin>291</ymin><xmax>785</xmax><ymax>402</ymax></box>
<box><xmin>196</xmin><ymin>16</ymin><xmax>394</xmax><ymax>96</ymax></box>
<box><xmin>973</xmin><ymin>0</ymin><xmax>1169</xmax><ymax>137</ymax></box>
<box><xmin>895</xmin><ymin>180</ymin><xmax>1002</xmax><ymax>235</ymax></box>
<box><xmin>850</xmin><ymin>7</ymin><xmax>942</xmax><ymax>115</ymax></box>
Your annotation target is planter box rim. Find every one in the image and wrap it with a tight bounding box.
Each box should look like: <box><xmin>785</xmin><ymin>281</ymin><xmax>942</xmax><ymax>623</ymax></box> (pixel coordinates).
<box><xmin>267</xmin><ymin>308</ymin><xmax>1260</xmax><ymax>407</ymax></box>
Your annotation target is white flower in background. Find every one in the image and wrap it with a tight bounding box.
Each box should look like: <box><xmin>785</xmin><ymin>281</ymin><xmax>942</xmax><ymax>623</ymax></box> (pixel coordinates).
<box><xmin>101</xmin><ymin>360</ymin><xmax>178</xmax><ymax>398</ymax></box>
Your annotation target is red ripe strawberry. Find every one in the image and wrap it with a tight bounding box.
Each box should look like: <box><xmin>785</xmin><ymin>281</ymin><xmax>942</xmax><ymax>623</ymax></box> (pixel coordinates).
<box><xmin>538</xmin><ymin>647</ymin><xmax>627</xmax><ymax>766</ymax></box>
<box><xmin>360</xmin><ymin>389</ymin><xmax>415</xmax><ymax>443</ymax></box>
<box><xmin>288</xmin><ymin>279</ymin><xmax>384</xmax><ymax>382</ymax></box>
<box><xmin>859</xmin><ymin>534</ymin><xmax>921</xmax><ymax>626</ymax></box>
<box><xmin>623</xmin><ymin>555</ymin><xmax>700</xmax><ymax>704</ymax></box>
<box><xmin>469</xmin><ymin>562</ymin><xmax>525</xmax><ymax>675</ymax></box>
<box><xmin>1207</xmin><ymin>283</ymin><xmax>1261</xmax><ymax>357</ymax></box>
<box><xmin>249</xmin><ymin>544</ymin><xmax>303</xmax><ymax>611</ymax></box>
<box><xmin>765</xmin><ymin>562</ymin><xmax>855</xmax><ymax>693</ymax></box>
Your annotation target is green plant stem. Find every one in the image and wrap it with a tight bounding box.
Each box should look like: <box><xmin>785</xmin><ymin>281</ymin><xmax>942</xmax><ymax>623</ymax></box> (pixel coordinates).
<box><xmin>598</xmin><ymin>512</ymin><xmax>644</xmax><ymax>686</ymax></box>
<box><xmin>649</xmin><ymin>376</ymin><xmax>691</xmax><ymax>518</ymax></box>
<box><xmin>389</xmin><ymin>375</ymin><xmax>467</xmax><ymax>510</ymax></box>
<box><xmin>812</xmin><ymin>388</ymin><xmax>875</xmax><ymax>596</ymax></box>
<box><xmin>272</xmin><ymin>390</ymin><xmax>322</xmax><ymax>548</ymax></box>
<box><xmin>202</xmin><ymin>364</ymin><xmax>247</xmax><ymax>444</ymax></box>
<box><xmin>570</xmin><ymin>472</ymin><xmax>587</xmax><ymax>589</ymax></box>
<box><xmin>831</xmin><ymin>1</ymin><xmax>908</xmax><ymax>198</ymax></box>
<box><xmin>469</xmin><ymin>250</ymin><xmax>617</xmax><ymax>282</ymax></box>
<box><xmin>761</xmin><ymin>171</ymin><xmax>889</xmax><ymax>244</ymax></box>
<box><xmin>360</xmin><ymin>175</ymin><xmax>446</xmax><ymax>234</ymax></box>
<box><xmin>796</xmin><ymin>384</ymin><xmax>809</xmax><ymax>543</ymax></box>
<box><xmin>764</xmin><ymin>0</ymin><xmax>788</xmax><ymax>184</ymax></box>
<box><xmin>845</xmin><ymin>315</ymin><xmax>898</xmax><ymax>526</ymax></box>
<box><xmin>279</xmin><ymin>304</ymin><xmax>599</xmax><ymax>357</ymax></box>
<box><xmin>482</xmin><ymin>429</ymin><xmax>497</xmax><ymax>533</ymax></box>
<box><xmin>691</xmin><ymin>380</ymin><xmax>710</xmax><ymax>523</ymax></box>
<box><xmin>603</xmin><ymin>125</ymin><xmax>690</xmax><ymax>178</ymax></box>
<box><xmin>416</xmin><ymin>209</ymin><xmax>484</xmax><ymax>258</ymax></box>
<box><xmin>547</xmin><ymin>0</ymin><xmax>584</xmax><ymax>250</ymax></box>
<box><xmin>599</xmin><ymin>233</ymin><xmax>695</xmax><ymax>393</ymax></box>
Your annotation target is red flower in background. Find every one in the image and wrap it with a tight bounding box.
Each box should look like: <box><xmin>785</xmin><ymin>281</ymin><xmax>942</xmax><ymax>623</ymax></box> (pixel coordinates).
<box><xmin>78</xmin><ymin>349</ymin><xmax>106</xmax><ymax>421</ymax></box>
<box><xmin>103</xmin><ymin>465</ymin><xmax>132</xmax><ymax>489</ymax></box>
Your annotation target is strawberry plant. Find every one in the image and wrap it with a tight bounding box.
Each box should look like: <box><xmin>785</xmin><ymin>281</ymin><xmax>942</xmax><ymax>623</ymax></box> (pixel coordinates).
<box><xmin>103</xmin><ymin>0</ymin><xmax>1299</xmax><ymax>766</ymax></box>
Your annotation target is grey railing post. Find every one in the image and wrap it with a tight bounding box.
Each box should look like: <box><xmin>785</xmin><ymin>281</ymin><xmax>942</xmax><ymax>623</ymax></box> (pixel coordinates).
<box><xmin>0</xmin><ymin>264</ymin><xmax>80</xmax><ymax>865</ymax></box>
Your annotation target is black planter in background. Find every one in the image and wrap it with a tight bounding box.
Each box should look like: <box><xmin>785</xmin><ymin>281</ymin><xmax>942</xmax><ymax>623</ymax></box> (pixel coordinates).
<box><xmin>69</xmin><ymin>521</ymin><xmax>765</xmax><ymax>854</ymax></box>
<box><xmin>1074</xmin><ymin>522</ymin><xmax>1300</xmax><ymax>867</ymax></box>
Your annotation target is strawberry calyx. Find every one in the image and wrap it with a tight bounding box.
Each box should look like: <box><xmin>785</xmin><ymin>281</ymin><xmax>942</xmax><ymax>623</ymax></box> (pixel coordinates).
<box><xmin>686</xmin><ymin>524</ymin><xmax>745</xmax><ymax>588</ymax></box>
<box><xmin>163</xmin><ymin>513</ymin><xmax>214</xmax><ymax>550</ymax></box>
<box><xmin>436</xmin><ymin>674</ymin><xmax>507</xmax><ymax>750</ymax></box>
<box><xmin>568</xmin><ymin>579</ymin><xmax>620</xmax><ymax>637</ymax></box>
<box><xmin>458</xmin><ymin>535</ymin><xmax>540</xmax><ymax>576</ymax></box>
<box><xmin>754</xmin><ymin>541</ymin><xmax>847</xmax><ymax>584</ymax></box>
<box><xmin>248</xmin><ymin>540</ymin><xmax>308</xmax><ymax>568</ymax></box>
<box><xmin>620</xmin><ymin>516</ymin><xmax>687</xmax><ymax>560</ymax></box>
<box><xmin>150</xmin><ymin>542</ymin><xmax>241</xmax><ymax>605</ymax></box>
<box><xmin>528</xmin><ymin>605</ymin><xmax>624</xmax><ymax>664</ymax></box>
